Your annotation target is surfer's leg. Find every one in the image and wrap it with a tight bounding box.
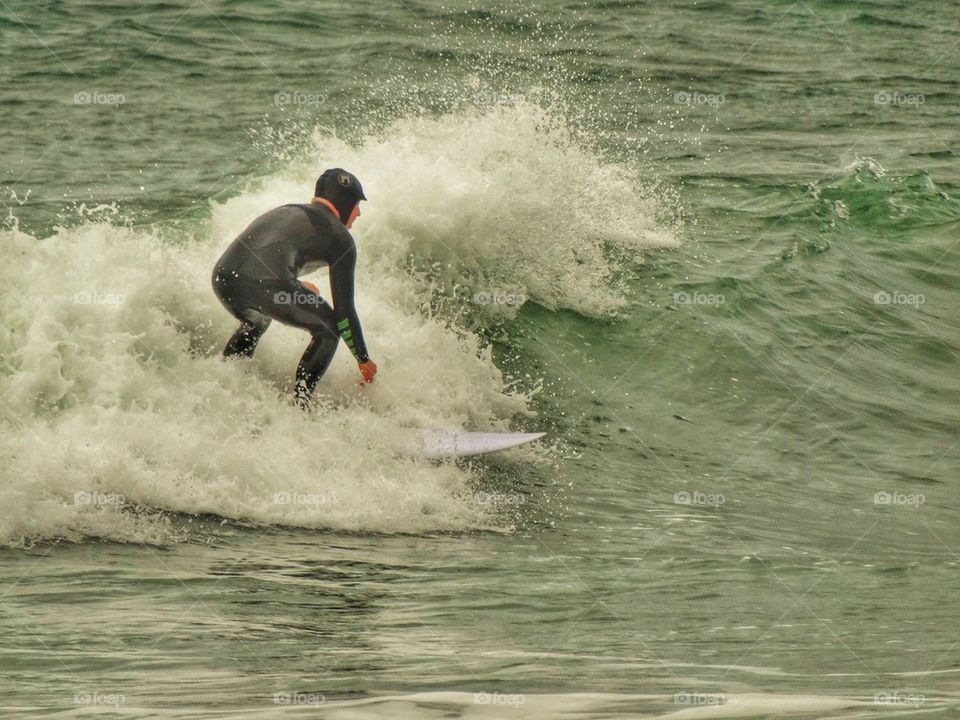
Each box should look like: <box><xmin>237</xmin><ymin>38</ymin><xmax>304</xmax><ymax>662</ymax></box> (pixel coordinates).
<box><xmin>293</xmin><ymin>329</ymin><xmax>339</xmax><ymax>408</ymax></box>
<box><xmin>212</xmin><ymin>267</ymin><xmax>273</xmax><ymax>359</ymax></box>
<box><xmin>223</xmin><ymin>317</ymin><xmax>271</xmax><ymax>358</ymax></box>
<box><xmin>255</xmin><ymin>284</ymin><xmax>340</xmax><ymax>407</ymax></box>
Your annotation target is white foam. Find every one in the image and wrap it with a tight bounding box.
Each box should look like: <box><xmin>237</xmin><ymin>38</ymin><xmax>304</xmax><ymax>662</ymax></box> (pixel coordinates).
<box><xmin>0</xmin><ymin>103</ymin><xmax>675</xmax><ymax>547</ymax></box>
<box><xmin>0</xmin><ymin>217</ymin><xmax>531</xmax><ymax>547</ymax></box>
<box><xmin>223</xmin><ymin>101</ymin><xmax>679</xmax><ymax>321</ymax></box>
<box><xmin>206</xmin><ymin>691</ymin><xmax>929</xmax><ymax>719</ymax></box>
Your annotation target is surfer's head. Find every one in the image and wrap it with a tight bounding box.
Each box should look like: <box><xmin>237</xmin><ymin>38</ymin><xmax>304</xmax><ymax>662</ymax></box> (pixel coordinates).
<box><xmin>313</xmin><ymin>168</ymin><xmax>366</xmax><ymax>228</ymax></box>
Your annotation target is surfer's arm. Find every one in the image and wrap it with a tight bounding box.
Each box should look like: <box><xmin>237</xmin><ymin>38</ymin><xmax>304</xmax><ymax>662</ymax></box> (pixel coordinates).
<box><xmin>328</xmin><ymin>242</ymin><xmax>370</xmax><ymax>364</ymax></box>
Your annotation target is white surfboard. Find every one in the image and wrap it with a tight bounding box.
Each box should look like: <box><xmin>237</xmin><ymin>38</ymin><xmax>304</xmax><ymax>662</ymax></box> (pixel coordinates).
<box><xmin>419</xmin><ymin>430</ymin><xmax>546</xmax><ymax>458</ymax></box>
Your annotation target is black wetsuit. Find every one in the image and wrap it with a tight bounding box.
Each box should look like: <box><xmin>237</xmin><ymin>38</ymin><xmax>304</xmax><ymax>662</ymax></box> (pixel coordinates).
<box><xmin>211</xmin><ymin>203</ymin><xmax>369</xmax><ymax>404</ymax></box>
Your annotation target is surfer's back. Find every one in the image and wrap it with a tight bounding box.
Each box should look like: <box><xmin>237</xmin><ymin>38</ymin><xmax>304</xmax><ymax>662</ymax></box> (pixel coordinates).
<box><xmin>214</xmin><ymin>204</ymin><xmax>350</xmax><ymax>280</ymax></box>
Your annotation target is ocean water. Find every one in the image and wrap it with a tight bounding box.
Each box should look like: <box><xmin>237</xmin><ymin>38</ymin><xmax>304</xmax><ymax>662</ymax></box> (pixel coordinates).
<box><xmin>2</xmin><ymin>1</ymin><xmax>959</xmax><ymax>717</ymax></box>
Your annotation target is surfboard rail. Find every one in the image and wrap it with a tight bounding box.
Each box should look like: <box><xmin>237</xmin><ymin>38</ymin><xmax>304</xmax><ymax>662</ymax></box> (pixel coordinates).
<box><xmin>418</xmin><ymin>430</ymin><xmax>546</xmax><ymax>458</ymax></box>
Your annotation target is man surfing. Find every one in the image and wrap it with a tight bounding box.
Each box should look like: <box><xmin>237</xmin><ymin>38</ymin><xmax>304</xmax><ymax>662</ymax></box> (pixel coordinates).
<box><xmin>211</xmin><ymin>168</ymin><xmax>377</xmax><ymax>408</ymax></box>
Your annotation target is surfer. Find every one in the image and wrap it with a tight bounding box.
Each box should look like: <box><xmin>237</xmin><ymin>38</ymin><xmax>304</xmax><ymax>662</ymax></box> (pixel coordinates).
<box><xmin>211</xmin><ymin>168</ymin><xmax>377</xmax><ymax>408</ymax></box>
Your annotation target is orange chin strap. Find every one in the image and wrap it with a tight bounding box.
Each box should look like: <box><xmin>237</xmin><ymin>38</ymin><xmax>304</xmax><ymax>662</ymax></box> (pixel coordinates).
<box><xmin>311</xmin><ymin>196</ymin><xmax>343</xmax><ymax>223</ymax></box>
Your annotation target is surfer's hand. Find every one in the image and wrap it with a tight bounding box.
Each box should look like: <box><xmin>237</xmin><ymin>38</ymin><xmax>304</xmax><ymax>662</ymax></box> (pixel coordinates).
<box><xmin>358</xmin><ymin>360</ymin><xmax>378</xmax><ymax>384</ymax></box>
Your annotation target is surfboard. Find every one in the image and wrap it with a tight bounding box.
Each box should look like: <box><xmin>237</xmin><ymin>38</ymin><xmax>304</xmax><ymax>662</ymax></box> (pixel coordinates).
<box><xmin>419</xmin><ymin>430</ymin><xmax>546</xmax><ymax>458</ymax></box>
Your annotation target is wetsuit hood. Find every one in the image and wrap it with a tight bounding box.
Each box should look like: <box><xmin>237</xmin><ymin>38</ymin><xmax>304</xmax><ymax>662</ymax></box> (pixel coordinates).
<box><xmin>314</xmin><ymin>168</ymin><xmax>366</xmax><ymax>223</ymax></box>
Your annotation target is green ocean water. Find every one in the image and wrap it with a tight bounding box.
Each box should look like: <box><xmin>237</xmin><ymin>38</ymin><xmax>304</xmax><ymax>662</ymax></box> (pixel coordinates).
<box><xmin>2</xmin><ymin>1</ymin><xmax>959</xmax><ymax>717</ymax></box>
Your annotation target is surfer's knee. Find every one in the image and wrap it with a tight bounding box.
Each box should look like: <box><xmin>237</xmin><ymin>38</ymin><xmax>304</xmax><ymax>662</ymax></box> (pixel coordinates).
<box><xmin>309</xmin><ymin>323</ymin><xmax>339</xmax><ymax>343</ymax></box>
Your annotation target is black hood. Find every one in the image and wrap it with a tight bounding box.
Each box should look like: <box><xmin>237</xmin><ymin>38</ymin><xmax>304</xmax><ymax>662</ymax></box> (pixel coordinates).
<box><xmin>314</xmin><ymin>168</ymin><xmax>366</xmax><ymax>223</ymax></box>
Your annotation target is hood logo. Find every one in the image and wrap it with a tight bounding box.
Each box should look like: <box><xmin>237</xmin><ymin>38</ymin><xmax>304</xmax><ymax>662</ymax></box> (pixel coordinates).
<box><xmin>337</xmin><ymin>173</ymin><xmax>353</xmax><ymax>187</ymax></box>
